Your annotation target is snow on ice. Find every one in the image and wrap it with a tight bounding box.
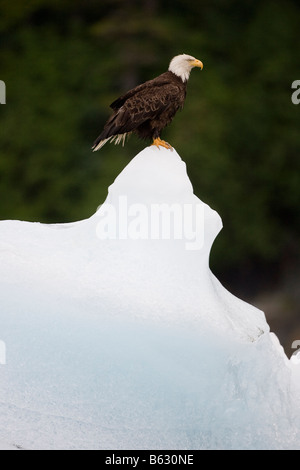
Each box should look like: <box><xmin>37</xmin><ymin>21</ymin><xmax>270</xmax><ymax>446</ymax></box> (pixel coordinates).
<box><xmin>0</xmin><ymin>146</ymin><xmax>299</xmax><ymax>450</ymax></box>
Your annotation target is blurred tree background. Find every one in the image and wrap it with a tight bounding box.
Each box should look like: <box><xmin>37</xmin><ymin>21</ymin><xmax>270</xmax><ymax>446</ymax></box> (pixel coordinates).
<box><xmin>0</xmin><ymin>0</ymin><xmax>299</xmax><ymax>354</ymax></box>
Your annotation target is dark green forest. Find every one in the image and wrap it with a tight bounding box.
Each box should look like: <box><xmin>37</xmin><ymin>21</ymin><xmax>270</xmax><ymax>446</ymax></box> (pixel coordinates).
<box><xmin>0</xmin><ymin>0</ymin><xmax>299</xmax><ymax>351</ymax></box>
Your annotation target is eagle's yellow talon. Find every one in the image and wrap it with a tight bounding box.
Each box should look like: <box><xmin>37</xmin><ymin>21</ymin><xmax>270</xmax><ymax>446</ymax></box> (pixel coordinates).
<box><xmin>152</xmin><ymin>137</ymin><xmax>173</xmax><ymax>151</ymax></box>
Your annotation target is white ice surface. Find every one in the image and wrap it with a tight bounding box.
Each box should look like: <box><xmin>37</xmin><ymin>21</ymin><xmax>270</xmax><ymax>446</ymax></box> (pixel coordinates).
<box><xmin>0</xmin><ymin>146</ymin><xmax>299</xmax><ymax>450</ymax></box>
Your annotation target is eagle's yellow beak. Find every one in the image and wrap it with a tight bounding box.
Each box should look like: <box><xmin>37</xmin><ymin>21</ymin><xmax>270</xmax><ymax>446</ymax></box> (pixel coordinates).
<box><xmin>191</xmin><ymin>59</ymin><xmax>203</xmax><ymax>70</ymax></box>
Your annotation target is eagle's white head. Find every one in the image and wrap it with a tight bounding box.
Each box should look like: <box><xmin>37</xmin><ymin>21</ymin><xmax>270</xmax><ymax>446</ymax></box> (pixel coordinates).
<box><xmin>168</xmin><ymin>54</ymin><xmax>203</xmax><ymax>82</ymax></box>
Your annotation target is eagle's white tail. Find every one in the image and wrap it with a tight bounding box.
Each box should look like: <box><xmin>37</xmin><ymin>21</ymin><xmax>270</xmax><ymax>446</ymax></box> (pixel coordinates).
<box><xmin>92</xmin><ymin>133</ymin><xmax>130</xmax><ymax>152</ymax></box>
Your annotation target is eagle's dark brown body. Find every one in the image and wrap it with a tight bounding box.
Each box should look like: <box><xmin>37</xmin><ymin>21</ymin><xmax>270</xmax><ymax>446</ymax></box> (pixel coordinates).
<box><xmin>92</xmin><ymin>71</ymin><xmax>186</xmax><ymax>150</ymax></box>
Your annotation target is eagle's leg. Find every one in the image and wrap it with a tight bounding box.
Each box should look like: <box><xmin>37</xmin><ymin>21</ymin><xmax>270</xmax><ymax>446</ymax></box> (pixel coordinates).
<box><xmin>152</xmin><ymin>137</ymin><xmax>173</xmax><ymax>151</ymax></box>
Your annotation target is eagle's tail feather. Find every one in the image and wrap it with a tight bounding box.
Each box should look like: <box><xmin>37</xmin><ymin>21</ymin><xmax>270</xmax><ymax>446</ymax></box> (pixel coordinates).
<box><xmin>92</xmin><ymin>132</ymin><xmax>130</xmax><ymax>152</ymax></box>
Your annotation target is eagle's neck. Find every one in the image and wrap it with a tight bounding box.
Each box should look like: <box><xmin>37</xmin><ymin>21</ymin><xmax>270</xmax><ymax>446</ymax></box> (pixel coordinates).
<box><xmin>168</xmin><ymin>62</ymin><xmax>191</xmax><ymax>83</ymax></box>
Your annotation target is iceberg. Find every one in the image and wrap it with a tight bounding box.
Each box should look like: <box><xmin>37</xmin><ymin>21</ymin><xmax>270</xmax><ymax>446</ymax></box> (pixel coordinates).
<box><xmin>0</xmin><ymin>146</ymin><xmax>299</xmax><ymax>450</ymax></box>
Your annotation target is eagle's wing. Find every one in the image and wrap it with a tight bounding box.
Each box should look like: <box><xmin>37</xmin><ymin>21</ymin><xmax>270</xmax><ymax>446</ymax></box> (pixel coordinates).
<box><xmin>109</xmin><ymin>73</ymin><xmax>173</xmax><ymax>110</ymax></box>
<box><xmin>104</xmin><ymin>81</ymin><xmax>182</xmax><ymax>135</ymax></box>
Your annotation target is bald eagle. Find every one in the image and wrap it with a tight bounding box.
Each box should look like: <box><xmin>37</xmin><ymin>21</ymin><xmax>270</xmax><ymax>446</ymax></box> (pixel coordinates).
<box><xmin>92</xmin><ymin>54</ymin><xmax>203</xmax><ymax>151</ymax></box>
